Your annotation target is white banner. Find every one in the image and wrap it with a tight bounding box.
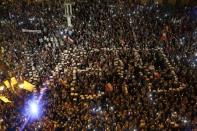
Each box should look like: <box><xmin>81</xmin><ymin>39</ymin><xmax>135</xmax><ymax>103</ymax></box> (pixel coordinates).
<box><xmin>22</xmin><ymin>29</ymin><xmax>42</xmax><ymax>33</ymax></box>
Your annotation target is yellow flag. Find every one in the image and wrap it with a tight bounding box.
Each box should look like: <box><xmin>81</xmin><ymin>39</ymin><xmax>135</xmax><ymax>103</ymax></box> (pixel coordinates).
<box><xmin>0</xmin><ymin>96</ymin><xmax>12</xmax><ymax>103</ymax></box>
<box><xmin>3</xmin><ymin>80</ymin><xmax>11</xmax><ymax>88</ymax></box>
<box><xmin>23</xmin><ymin>81</ymin><xmax>35</xmax><ymax>92</ymax></box>
<box><xmin>10</xmin><ymin>77</ymin><xmax>18</xmax><ymax>91</ymax></box>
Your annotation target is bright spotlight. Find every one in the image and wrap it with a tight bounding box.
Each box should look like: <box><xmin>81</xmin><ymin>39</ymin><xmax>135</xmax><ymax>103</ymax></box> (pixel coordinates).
<box><xmin>24</xmin><ymin>99</ymin><xmax>42</xmax><ymax>120</ymax></box>
<box><xmin>20</xmin><ymin>88</ymin><xmax>47</xmax><ymax>130</ymax></box>
<box><xmin>30</xmin><ymin>101</ymin><xmax>39</xmax><ymax>115</ymax></box>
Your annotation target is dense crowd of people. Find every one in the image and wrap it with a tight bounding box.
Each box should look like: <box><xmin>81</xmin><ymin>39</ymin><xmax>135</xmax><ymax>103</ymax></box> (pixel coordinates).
<box><xmin>0</xmin><ymin>0</ymin><xmax>196</xmax><ymax>130</ymax></box>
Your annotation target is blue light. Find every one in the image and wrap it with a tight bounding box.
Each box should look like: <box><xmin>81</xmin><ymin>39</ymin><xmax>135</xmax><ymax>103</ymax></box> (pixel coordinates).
<box><xmin>25</xmin><ymin>98</ymin><xmax>42</xmax><ymax>120</ymax></box>
<box><xmin>20</xmin><ymin>87</ymin><xmax>47</xmax><ymax>131</ymax></box>
<box><xmin>29</xmin><ymin>101</ymin><xmax>39</xmax><ymax>116</ymax></box>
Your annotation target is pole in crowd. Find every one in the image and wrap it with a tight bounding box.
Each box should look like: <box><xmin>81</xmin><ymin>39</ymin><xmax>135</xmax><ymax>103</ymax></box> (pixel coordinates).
<box><xmin>64</xmin><ymin>0</ymin><xmax>74</xmax><ymax>27</ymax></box>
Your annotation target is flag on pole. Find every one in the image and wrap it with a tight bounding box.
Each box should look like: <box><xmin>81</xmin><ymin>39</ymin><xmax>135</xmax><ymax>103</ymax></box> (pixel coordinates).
<box><xmin>10</xmin><ymin>77</ymin><xmax>18</xmax><ymax>91</ymax></box>
<box><xmin>3</xmin><ymin>80</ymin><xmax>11</xmax><ymax>88</ymax></box>
<box><xmin>23</xmin><ymin>81</ymin><xmax>35</xmax><ymax>92</ymax></box>
<box><xmin>0</xmin><ymin>96</ymin><xmax>12</xmax><ymax>103</ymax></box>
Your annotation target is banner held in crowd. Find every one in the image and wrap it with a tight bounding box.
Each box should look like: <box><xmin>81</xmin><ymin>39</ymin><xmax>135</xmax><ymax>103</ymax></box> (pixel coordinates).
<box><xmin>22</xmin><ymin>29</ymin><xmax>42</xmax><ymax>34</ymax></box>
